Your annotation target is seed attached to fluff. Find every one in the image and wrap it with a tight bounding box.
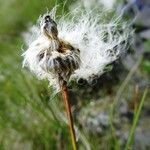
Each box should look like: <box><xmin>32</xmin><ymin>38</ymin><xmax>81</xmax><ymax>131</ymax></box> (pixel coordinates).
<box><xmin>22</xmin><ymin>7</ymin><xmax>132</xmax><ymax>89</ymax></box>
<box><xmin>22</xmin><ymin>6</ymin><xmax>133</xmax><ymax>150</ymax></box>
<box><xmin>22</xmin><ymin>14</ymin><xmax>80</xmax><ymax>91</ymax></box>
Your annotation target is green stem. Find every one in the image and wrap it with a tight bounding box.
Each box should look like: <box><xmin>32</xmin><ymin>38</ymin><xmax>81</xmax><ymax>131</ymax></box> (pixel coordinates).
<box><xmin>125</xmin><ymin>89</ymin><xmax>148</xmax><ymax>150</ymax></box>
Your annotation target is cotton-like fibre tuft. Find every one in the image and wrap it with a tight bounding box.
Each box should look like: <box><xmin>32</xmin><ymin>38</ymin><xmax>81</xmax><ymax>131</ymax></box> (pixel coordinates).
<box><xmin>22</xmin><ymin>6</ymin><xmax>133</xmax><ymax>91</ymax></box>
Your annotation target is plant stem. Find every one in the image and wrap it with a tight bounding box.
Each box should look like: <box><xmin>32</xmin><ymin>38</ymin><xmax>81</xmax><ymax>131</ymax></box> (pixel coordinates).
<box><xmin>124</xmin><ymin>89</ymin><xmax>148</xmax><ymax>150</ymax></box>
<box><xmin>61</xmin><ymin>81</ymin><xmax>77</xmax><ymax>150</ymax></box>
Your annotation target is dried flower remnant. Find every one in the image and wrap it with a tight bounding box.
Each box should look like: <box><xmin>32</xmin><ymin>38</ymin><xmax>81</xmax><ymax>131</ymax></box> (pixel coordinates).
<box><xmin>60</xmin><ymin>9</ymin><xmax>132</xmax><ymax>82</ymax></box>
<box><xmin>22</xmin><ymin>14</ymin><xmax>80</xmax><ymax>91</ymax></box>
<box><xmin>22</xmin><ymin>12</ymin><xmax>80</xmax><ymax>150</ymax></box>
<box><xmin>23</xmin><ymin>7</ymin><xmax>132</xmax><ymax>87</ymax></box>
<box><xmin>22</xmin><ymin>6</ymin><xmax>132</xmax><ymax>149</ymax></box>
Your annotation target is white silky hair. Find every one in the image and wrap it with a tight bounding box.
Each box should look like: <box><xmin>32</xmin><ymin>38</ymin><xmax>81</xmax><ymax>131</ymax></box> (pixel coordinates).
<box><xmin>22</xmin><ymin>34</ymin><xmax>60</xmax><ymax>89</ymax></box>
<box><xmin>58</xmin><ymin>7</ymin><xmax>132</xmax><ymax>82</ymax></box>
<box><xmin>22</xmin><ymin>6</ymin><xmax>133</xmax><ymax>90</ymax></box>
<box><xmin>70</xmin><ymin>0</ymin><xmax>116</xmax><ymax>10</ymax></box>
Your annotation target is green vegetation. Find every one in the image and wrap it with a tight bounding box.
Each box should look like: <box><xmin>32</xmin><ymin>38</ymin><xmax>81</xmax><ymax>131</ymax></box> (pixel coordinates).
<box><xmin>0</xmin><ymin>0</ymin><xmax>149</xmax><ymax>150</ymax></box>
<box><xmin>125</xmin><ymin>89</ymin><xmax>148</xmax><ymax>150</ymax></box>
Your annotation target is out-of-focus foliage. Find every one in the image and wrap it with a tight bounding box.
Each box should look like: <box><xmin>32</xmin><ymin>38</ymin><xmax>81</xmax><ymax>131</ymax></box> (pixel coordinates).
<box><xmin>0</xmin><ymin>0</ymin><xmax>150</xmax><ymax>150</ymax></box>
<box><xmin>0</xmin><ymin>0</ymin><xmax>74</xmax><ymax>149</ymax></box>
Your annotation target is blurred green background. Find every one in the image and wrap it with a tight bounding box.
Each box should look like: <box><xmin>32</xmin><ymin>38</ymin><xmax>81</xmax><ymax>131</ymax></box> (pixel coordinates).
<box><xmin>0</xmin><ymin>0</ymin><xmax>150</xmax><ymax>150</ymax></box>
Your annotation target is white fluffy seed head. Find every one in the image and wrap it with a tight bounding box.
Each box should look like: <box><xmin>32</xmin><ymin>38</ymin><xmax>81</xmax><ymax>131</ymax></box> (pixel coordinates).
<box><xmin>57</xmin><ymin>7</ymin><xmax>133</xmax><ymax>82</ymax></box>
<box><xmin>22</xmin><ymin>6</ymin><xmax>133</xmax><ymax>91</ymax></box>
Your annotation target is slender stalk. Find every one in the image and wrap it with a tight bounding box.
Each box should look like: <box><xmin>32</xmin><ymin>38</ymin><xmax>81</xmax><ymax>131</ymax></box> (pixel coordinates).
<box><xmin>61</xmin><ymin>81</ymin><xmax>77</xmax><ymax>150</ymax></box>
<box><xmin>125</xmin><ymin>89</ymin><xmax>148</xmax><ymax>150</ymax></box>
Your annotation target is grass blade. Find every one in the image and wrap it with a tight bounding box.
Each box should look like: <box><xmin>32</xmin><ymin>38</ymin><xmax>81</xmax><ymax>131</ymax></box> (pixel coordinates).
<box><xmin>125</xmin><ymin>89</ymin><xmax>148</xmax><ymax>150</ymax></box>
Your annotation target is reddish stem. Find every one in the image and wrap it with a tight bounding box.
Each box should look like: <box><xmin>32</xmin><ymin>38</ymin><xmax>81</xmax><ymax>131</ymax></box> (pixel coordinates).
<box><xmin>62</xmin><ymin>81</ymin><xmax>77</xmax><ymax>150</ymax></box>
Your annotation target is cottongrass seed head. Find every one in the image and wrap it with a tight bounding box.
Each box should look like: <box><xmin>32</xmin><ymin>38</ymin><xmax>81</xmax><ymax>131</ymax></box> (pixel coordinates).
<box><xmin>22</xmin><ymin>6</ymin><xmax>133</xmax><ymax>92</ymax></box>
